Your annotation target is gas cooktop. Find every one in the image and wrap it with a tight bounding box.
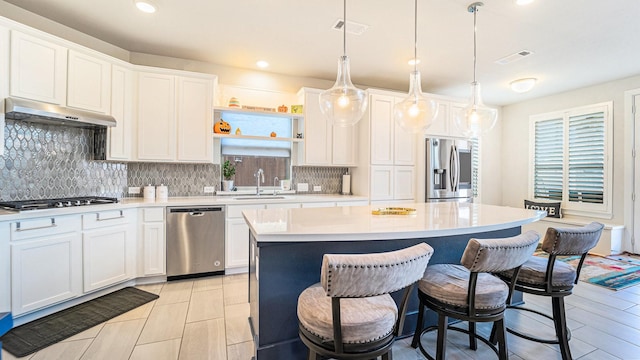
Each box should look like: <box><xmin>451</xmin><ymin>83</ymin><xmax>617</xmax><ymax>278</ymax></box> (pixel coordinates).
<box><xmin>0</xmin><ymin>196</ymin><xmax>119</xmax><ymax>211</ymax></box>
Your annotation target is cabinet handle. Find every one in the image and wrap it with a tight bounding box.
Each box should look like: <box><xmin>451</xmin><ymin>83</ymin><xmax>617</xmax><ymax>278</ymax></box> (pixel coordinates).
<box><xmin>96</xmin><ymin>210</ymin><xmax>124</xmax><ymax>221</ymax></box>
<box><xmin>16</xmin><ymin>218</ymin><xmax>57</xmax><ymax>231</ymax></box>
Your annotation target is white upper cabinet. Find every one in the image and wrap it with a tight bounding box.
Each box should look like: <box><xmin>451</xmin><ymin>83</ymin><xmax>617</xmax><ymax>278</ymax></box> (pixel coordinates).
<box><xmin>108</xmin><ymin>65</ymin><xmax>134</xmax><ymax>160</ymax></box>
<box><xmin>67</xmin><ymin>49</ymin><xmax>111</xmax><ymax>114</ymax></box>
<box><xmin>0</xmin><ymin>25</ymin><xmax>8</xmax><ymax>157</ymax></box>
<box><xmin>394</xmin><ymin>120</ymin><xmax>416</xmax><ymax>165</ymax></box>
<box><xmin>10</xmin><ymin>30</ymin><xmax>67</xmax><ymax>105</ymax></box>
<box><xmin>176</xmin><ymin>76</ymin><xmax>213</xmax><ymax>162</ymax></box>
<box><xmin>136</xmin><ymin>70</ymin><xmax>216</xmax><ymax>163</ymax></box>
<box><xmin>424</xmin><ymin>98</ymin><xmax>468</xmax><ymax>138</ymax></box>
<box><xmin>136</xmin><ymin>72</ymin><xmax>176</xmax><ymax>161</ymax></box>
<box><xmin>370</xmin><ymin>94</ymin><xmax>395</xmax><ymax>165</ymax></box>
<box><xmin>298</xmin><ymin>88</ymin><xmax>358</xmax><ymax>167</ymax></box>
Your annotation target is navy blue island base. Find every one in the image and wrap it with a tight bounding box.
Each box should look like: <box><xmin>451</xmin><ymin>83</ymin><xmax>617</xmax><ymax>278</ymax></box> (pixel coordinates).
<box><xmin>248</xmin><ymin>226</ymin><xmax>523</xmax><ymax>360</ymax></box>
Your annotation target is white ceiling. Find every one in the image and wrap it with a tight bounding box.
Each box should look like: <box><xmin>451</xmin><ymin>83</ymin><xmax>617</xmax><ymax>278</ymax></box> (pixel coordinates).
<box><xmin>4</xmin><ymin>0</ymin><xmax>640</xmax><ymax>106</ymax></box>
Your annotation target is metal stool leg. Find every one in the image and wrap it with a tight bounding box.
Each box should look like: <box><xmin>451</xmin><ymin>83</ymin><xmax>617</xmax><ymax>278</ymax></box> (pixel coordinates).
<box><xmin>552</xmin><ymin>297</ymin><xmax>572</xmax><ymax>360</ymax></box>
<box><xmin>495</xmin><ymin>318</ymin><xmax>508</xmax><ymax>360</ymax></box>
<box><xmin>411</xmin><ymin>299</ymin><xmax>425</xmax><ymax>348</ymax></box>
<box><xmin>436</xmin><ymin>314</ymin><xmax>448</xmax><ymax>360</ymax></box>
<box><xmin>469</xmin><ymin>322</ymin><xmax>478</xmax><ymax>350</ymax></box>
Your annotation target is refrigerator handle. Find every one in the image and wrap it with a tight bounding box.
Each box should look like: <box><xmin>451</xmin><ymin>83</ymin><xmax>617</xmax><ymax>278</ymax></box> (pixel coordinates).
<box><xmin>450</xmin><ymin>145</ymin><xmax>460</xmax><ymax>191</ymax></box>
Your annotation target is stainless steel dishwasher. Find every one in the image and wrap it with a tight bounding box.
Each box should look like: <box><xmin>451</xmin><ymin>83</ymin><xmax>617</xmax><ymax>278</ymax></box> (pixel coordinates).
<box><xmin>166</xmin><ymin>206</ymin><xmax>225</xmax><ymax>280</ymax></box>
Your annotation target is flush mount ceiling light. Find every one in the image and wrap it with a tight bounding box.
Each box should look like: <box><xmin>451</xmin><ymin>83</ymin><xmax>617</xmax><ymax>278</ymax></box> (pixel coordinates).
<box><xmin>393</xmin><ymin>0</ymin><xmax>438</xmax><ymax>134</ymax></box>
<box><xmin>134</xmin><ymin>0</ymin><xmax>157</xmax><ymax>13</ymax></box>
<box><xmin>454</xmin><ymin>2</ymin><xmax>498</xmax><ymax>138</ymax></box>
<box><xmin>256</xmin><ymin>60</ymin><xmax>269</xmax><ymax>69</ymax></box>
<box><xmin>510</xmin><ymin>78</ymin><xmax>537</xmax><ymax>93</ymax></box>
<box><xmin>319</xmin><ymin>0</ymin><xmax>368</xmax><ymax>127</ymax></box>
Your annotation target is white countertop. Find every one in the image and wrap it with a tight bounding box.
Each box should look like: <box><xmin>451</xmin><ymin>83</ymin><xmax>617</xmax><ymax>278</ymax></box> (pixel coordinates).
<box><xmin>0</xmin><ymin>194</ymin><xmax>368</xmax><ymax>221</ymax></box>
<box><xmin>243</xmin><ymin>202</ymin><xmax>546</xmax><ymax>242</ymax></box>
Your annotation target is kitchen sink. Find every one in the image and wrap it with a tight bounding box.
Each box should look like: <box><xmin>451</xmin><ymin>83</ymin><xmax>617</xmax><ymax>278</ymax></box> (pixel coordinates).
<box><xmin>232</xmin><ymin>196</ymin><xmax>288</xmax><ymax>200</ymax></box>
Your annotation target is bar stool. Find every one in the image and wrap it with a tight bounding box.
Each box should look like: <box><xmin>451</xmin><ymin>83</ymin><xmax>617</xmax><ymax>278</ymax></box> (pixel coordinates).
<box><xmin>492</xmin><ymin>222</ymin><xmax>604</xmax><ymax>360</ymax></box>
<box><xmin>412</xmin><ymin>231</ymin><xmax>541</xmax><ymax>360</ymax></box>
<box><xmin>297</xmin><ymin>243</ymin><xmax>434</xmax><ymax>360</ymax></box>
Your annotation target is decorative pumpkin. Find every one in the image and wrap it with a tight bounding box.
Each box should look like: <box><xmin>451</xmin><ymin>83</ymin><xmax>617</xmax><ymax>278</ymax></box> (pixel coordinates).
<box><xmin>270</xmin><ymin>132</ymin><xmax>277</xmax><ymax>137</ymax></box>
<box><xmin>214</xmin><ymin>119</ymin><xmax>231</xmax><ymax>134</ymax></box>
<box><xmin>277</xmin><ymin>104</ymin><xmax>288</xmax><ymax>113</ymax></box>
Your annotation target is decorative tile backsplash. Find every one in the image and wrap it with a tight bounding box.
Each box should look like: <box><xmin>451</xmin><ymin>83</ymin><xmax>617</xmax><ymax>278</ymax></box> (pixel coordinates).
<box><xmin>0</xmin><ymin>120</ymin><xmax>348</xmax><ymax>200</ymax></box>
<box><xmin>0</xmin><ymin>120</ymin><xmax>127</xmax><ymax>201</ymax></box>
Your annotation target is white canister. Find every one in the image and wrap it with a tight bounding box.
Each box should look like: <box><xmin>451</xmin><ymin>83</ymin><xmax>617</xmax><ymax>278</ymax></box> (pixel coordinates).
<box><xmin>280</xmin><ymin>179</ymin><xmax>291</xmax><ymax>191</ymax></box>
<box><xmin>143</xmin><ymin>185</ymin><xmax>156</xmax><ymax>200</ymax></box>
<box><xmin>156</xmin><ymin>184</ymin><xmax>168</xmax><ymax>200</ymax></box>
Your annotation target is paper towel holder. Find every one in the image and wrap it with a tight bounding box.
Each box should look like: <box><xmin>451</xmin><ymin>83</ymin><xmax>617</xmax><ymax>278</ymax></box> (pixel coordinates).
<box><xmin>341</xmin><ymin>172</ymin><xmax>351</xmax><ymax>195</ymax></box>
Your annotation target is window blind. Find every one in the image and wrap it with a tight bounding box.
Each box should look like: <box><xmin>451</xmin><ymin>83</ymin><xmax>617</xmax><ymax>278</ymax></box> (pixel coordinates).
<box><xmin>568</xmin><ymin>112</ymin><xmax>605</xmax><ymax>204</ymax></box>
<box><xmin>533</xmin><ymin>118</ymin><xmax>563</xmax><ymax>200</ymax></box>
<box><xmin>471</xmin><ymin>137</ymin><xmax>479</xmax><ymax>198</ymax></box>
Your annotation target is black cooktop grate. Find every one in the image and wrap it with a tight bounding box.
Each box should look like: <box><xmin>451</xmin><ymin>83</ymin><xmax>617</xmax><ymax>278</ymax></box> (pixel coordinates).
<box><xmin>0</xmin><ymin>197</ymin><xmax>119</xmax><ymax>211</ymax></box>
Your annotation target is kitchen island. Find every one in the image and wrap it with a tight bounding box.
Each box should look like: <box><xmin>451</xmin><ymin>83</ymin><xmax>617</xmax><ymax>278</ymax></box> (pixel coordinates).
<box><xmin>243</xmin><ymin>202</ymin><xmax>545</xmax><ymax>360</ymax></box>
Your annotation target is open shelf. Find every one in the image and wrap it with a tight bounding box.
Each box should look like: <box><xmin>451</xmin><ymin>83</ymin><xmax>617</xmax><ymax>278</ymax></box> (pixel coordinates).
<box><xmin>212</xmin><ymin>133</ymin><xmax>303</xmax><ymax>142</ymax></box>
<box><xmin>214</xmin><ymin>106</ymin><xmax>303</xmax><ymax>119</ymax></box>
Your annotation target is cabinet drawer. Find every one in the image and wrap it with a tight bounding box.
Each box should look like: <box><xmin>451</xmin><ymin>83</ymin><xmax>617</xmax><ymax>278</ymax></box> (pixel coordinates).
<box><xmin>11</xmin><ymin>215</ymin><xmax>80</xmax><ymax>241</ymax></box>
<box><xmin>227</xmin><ymin>205</ymin><xmax>265</xmax><ymax>218</ymax></box>
<box><xmin>143</xmin><ymin>207</ymin><xmax>164</xmax><ymax>222</ymax></box>
<box><xmin>82</xmin><ymin>209</ymin><xmax>131</xmax><ymax>230</ymax></box>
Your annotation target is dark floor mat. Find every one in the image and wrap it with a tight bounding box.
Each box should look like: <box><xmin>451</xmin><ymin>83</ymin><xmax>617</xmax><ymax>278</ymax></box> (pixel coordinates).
<box><xmin>0</xmin><ymin>287</ymin><xmax>158</xmax><ymax>357</ymax></box>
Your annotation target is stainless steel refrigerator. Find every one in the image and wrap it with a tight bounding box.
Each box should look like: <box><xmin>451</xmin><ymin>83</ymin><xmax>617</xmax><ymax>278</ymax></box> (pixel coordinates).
<box><xmin>425</xmin><ymin>137</ymin><xmax>474</xmax><ymax>202</ymax></box>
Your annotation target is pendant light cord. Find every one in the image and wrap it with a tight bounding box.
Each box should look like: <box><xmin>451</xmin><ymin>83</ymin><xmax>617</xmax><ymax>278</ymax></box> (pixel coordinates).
<box><xmin>414</xmin><ymin>0</ymin><xmax>418</xmax><ymax>73</ymax></box>
<box><xmin>343</xmin><ymin>0</ymin><xmax>347</xmax><ymax>56</ymax></box>
<box><xmin>472</xmin><ymin>4</ymin><xmax>478</xmax><ymax>83</ymax></box>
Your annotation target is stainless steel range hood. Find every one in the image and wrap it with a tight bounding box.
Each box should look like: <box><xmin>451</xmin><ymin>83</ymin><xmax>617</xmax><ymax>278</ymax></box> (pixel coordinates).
<box><xmin>4</xmin><ymin>97</ymin><xmax>116</xmax><ymax>128</ymax></box>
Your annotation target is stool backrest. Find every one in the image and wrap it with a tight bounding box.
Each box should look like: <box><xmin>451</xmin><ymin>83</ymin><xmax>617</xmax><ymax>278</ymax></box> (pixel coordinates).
<box><xmin>461</xmin><ymin>231</ymin><xmax>541</xmax><ymax>273</ymax></box>
<box><xmin>321</xmin><ymin>243</ymin><xmax>434</xmax><ymax>298</ymax></box>
<box><xmin>541</xmin><ymin>222</ymin><xmax>604</xmax><ymax>256</ymax></box>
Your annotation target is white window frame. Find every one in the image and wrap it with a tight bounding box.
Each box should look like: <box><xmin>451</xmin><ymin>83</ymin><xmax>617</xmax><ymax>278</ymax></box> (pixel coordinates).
<box><xmin>528</xmin><ymin>101</ymin><xmax>613</xmax><ymax>219</ymax></box>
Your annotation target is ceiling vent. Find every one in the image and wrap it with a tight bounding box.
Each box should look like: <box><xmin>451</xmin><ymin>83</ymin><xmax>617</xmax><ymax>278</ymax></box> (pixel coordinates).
<box><xmin>495</xmin><ymin>49</ymin><xmax>534</xmax><ymax>65</ymax></box>
<box><xmin>332</xmin><ymin>19</ymin><xmax>369</xmax><ymax>35</ymax></box>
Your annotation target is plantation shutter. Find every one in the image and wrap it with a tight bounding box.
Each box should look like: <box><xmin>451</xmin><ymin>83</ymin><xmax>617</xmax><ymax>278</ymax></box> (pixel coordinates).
<box><xmin>533</xmin><ymin>118</ymin><xmax>563</xmax><ymax>200</ymax></box>
<box><xmin>471</xmin><ymin>137</ymin><xmax>479</xmax><ymax>198</ymax></box>
<box><xmin>568</xmin><ymin>111</ymin><xmax>605</xmax><ymax>204</ymax></box>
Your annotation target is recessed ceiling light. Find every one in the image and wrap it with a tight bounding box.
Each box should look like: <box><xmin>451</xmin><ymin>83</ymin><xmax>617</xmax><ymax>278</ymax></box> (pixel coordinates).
<box><xmin>510</xmin><ymin>78</ymin><xmax>537</xmax><ymax>93</ymax></box>
<box><xmin>256</xmin><ymin>60</ymin><xmax>269</xmax><ymax>69</ymax></box>
<box><xmin>134</xmin><ymin>0</ymin><xmax>157</xmax><ymax>13</ymax></box>
<box><xmin>408</xmin><ymin>58</ymin><xmax>421</xmax><ymax>66</ymax></box>
<box><xmin>516</xmin><ymin>0</ymin><xmax>535</xmax><ymax>5</ymax></box>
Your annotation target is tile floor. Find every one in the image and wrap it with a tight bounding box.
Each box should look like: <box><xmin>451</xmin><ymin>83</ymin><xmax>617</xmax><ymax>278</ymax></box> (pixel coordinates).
<box><xmin>2</xmin><ymin>273</ymin><xmax>640</xmax><ymax>360</ymax></box>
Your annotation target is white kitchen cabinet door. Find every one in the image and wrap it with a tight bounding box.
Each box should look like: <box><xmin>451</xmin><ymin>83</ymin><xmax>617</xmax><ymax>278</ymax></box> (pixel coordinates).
<box><xmin>425</xmin><ymin>99</ymin><xmax>450</xmax><ymax>138</ymax></box>
<box><xmin>11</xmin><ymin>232</ymin><xmax>82</xmax><ymax>315</ymax></box>
<box><xmin>67</xmin><ymin>50</ymin><xmax>111</xmax><ymax>114</ymax></box>
<box><xmin>82</xmin><ymin>224</ymin><xmax>135</xmax><ymax>292</ymax></box>
<box><xmin>10</xmin><ymin>30</ymin><xmax>67</xmax><ymax>105</ymax></box>
<box><xmin>394</xmin><ymin>118</ymin><xmax>416</xmax><ymax>165</ymax></box>
<box><xmin>370</xmin><ymin>165</ymin><xmax>394</xmax><ymax>200</ymax></box>
<box><xmin>370</xmin><ymin>94</ymin><xmax>395</xmax><ymax>165</ymax></box>
<box><xmin>0</xmin><ymin>26</ymin><xmax>8</xmax><ymax>158</ymax></box>
<box><xmin>302</xmin><ymin>88</ymin><xmax>332</xmax><ymax>166</ymax></box>
<box><xmin>142</xmin><ymin>222</ymin><xmax>165</xmax><ymax>276</ymax></box>
<box><xmin>394</xmin><ymin>166</ymin><xmax>416</xmax><ymax>200</ymax></box>
<box><xmin>176</xmin><ymin>76</ymin><xmax>214</xmax><ymax>162</ymax></box>
<box><xmin>108</xmin><ymin>65</ymin><xmax>134</xmax><ymax>160</ymax></box>
<box><xmin>136</xmin><ymin>72</ymin><xmax>176</xmax><ymax>161</ymax></box>
<box><xmin>332</xmin><ymin>123</ymin><xmax>358</xmax><ymax>166</ymax></box>
<box><xmin>226</xmin><ymin>218</ymin><xmax>250</xmax><ymax>270</ymax></box>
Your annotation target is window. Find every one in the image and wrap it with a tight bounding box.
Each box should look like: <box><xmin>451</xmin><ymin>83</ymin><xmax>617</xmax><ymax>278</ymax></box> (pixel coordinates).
<box><xmin>471</xmin><ymin>137</ymin><xmax>479</xmax><ymax>198</ymax></box>
<box><xmin>530</xmin><ymin>102</ymin><xmax>612</xmax><ymax>218</ymax></box>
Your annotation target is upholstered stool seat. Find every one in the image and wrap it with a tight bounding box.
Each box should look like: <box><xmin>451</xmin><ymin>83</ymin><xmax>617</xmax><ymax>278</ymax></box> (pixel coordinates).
<box><xmin>298</xmin><ymin>283</ymin><xmax>397</xmax><ymax>344</ymax></box>
<box><xmin>493</xmin><ymin>222</ymin><xmax>604</xmax><ymax>360</ymax></box>
<box><xmin>497</xmin><ymin>256</ymin><xmax>577</xmax><ymax>288</ymax></box>
<box><xmin>298</xmin><ymin>243</ymin><xmax>434</xmax><ymax>360</ymax></box>
<box><xmin>412</xmin><ymin>231</ymin><xmax>541</xmax><ymax>360</ymax></box>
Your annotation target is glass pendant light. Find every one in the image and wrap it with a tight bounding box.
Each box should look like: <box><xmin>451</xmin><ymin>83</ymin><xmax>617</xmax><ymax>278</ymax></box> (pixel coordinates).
<box><xmin>319</xmin><ymin>0</ymin><xmax>368</xmax><ymax>127</ymax></box>
<box><xmin>394</xmin><ymin>0</ymin><xmax>438</xmax><ymax>134</ymax></box>
<box><xmin>455</xmin><ymin>2</ymin><xmax>497</xmax><ymax>137</ymax></box>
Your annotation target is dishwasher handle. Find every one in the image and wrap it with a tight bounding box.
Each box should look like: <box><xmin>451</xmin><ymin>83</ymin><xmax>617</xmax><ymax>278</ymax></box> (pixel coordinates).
<box><xmin>168</xmin><ymin>207</ymin><xmax>224</xmax><ymax>214</ymax></box>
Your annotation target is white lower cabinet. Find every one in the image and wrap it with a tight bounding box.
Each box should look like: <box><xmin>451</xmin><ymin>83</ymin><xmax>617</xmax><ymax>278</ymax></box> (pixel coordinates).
<box><xmin>226</xmin><ymin>204</ymin><xmax>265</xmax><ymax>273</ymax></box>
<box><xmin>10</xmin><ymin>215</ymin><xmax>82</xmax><ymax>316</ymax></box>
<box><xmin>82</xmin><ymin>209</ymin><xmax>136</xmax><ymax>292</ymax></box>
<box><xmin>394</xmin><ymin>166</ymin><xmax>416</xmax><ymax>200</ymax></box>
<box><xmin>370</xmin><ymin>165</ymin><xmax>416</xmax><ymax>201</ymax></box>
<box><xmin>139</xmin><ymin>207</ymin><xmax>165</xmax><ymax>276</ymax></box>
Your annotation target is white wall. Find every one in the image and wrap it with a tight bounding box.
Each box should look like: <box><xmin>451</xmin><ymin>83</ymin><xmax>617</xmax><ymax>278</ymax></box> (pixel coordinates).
<box><xmin>501</xmin><ymin>74</ymin><xmax>640</xmax><ymax>226</ymax></box>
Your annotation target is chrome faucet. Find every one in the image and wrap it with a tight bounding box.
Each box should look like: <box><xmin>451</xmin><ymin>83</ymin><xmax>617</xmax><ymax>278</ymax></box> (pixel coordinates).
<box><xmin>273</xmin><ymin>176</ymin><xmax>279</xmax><ymax>195</ymax></box>
<box><xmin>255</xmin><ymin>168</ymin><xmax>264</xmax><ymax>195</ymax></box>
